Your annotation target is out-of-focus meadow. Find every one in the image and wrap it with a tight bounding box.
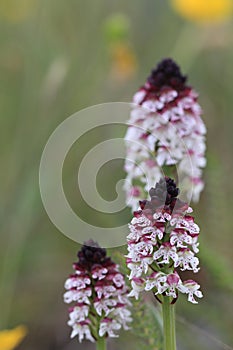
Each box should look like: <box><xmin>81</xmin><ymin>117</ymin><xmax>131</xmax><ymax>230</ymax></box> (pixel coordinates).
<box><xmin>0</xmin><ymin>0</ymin><xmax>233</xmax><ymax>349</ymax></box>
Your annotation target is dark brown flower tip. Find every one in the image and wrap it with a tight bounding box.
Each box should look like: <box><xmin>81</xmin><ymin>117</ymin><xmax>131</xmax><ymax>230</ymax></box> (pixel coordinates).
<box><xmin>147</xmin><ymin>58</ymin><xmax>187</xmax><ymax>92</ymax></box>
<box><xmin>149</xmin><ymin>177</ymin><xmax>180</xmax><ymax>206</ymax></box>
<box><xmin>139</xmin><ymin>200</ymin><xmax>148</xmax><ymax>210</ymax></box>
<box><xmin>77</xmin><ymin>240</ymin><xmax>107</xmax><ymax>269</ymax></box>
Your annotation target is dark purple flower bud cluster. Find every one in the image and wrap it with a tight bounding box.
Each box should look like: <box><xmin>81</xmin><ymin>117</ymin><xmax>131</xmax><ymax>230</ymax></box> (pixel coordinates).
<box><xmin>138</xmin><ymin>177</ymin><xmax>184</xmax><ymax>215</ymax></box>
<box><xmin>147</xmin><ymin>58</ymin><xmax>187</xmax><ymax>92</ymax></box>
<box><xmin>149</xmin><ymin>177</ymin><xmax>179</xmax><ymax>205</ymax></box>
<box><xmin>77</xmin><ymin>240</ymin><xmax>107</xmax><ymax>269</ymax></box>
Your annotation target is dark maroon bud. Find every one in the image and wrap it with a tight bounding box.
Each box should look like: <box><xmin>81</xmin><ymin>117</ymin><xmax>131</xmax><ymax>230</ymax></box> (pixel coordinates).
<box><xmin>76</xmin><ymin>240</ymin><xmax>108</xmax><ymax>269</ymax></box>
<box><xmin>84</xmin><ymin>248</ymin><xmax>93</xmax><ymax>259</ymax></box>
<box><xmin>93</xmin><ymin>251</ymin><xmax>102</xmax><ymax>262</ymax></box>
<box><xmin>139</xmin><ymin>200</ymin><xmax>148</xmax><ymax>210</ymax></box>
<box><xmin>147</xmin><ymin>58</ymin><xmax>187</xmax><ymax>93</ymax></box>
<box><xmin>147</xmin><ymin>177</ymin><xmax>180</xmax><ymax>208</ymax></box>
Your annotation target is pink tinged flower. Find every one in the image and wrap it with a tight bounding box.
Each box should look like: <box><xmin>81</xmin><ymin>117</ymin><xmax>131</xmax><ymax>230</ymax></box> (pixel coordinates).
<box><xmin>130</xmin><ymin>240</ymin><xmax>154</xmax><ymax>257</ymax></box>
<box><xmin>153</xmin><ymin>211</ymin><xmax>171</xmax><ymax>222</ymax></box>
<box><xmin>68</xmin><ymin>304</ymin><xmax>89</xmax><ymax>323</ymax></box>
<box><xmin>113</xmin><ymin>305</ymin><xmax>133</xmax><ymax>330</ymax></box>
<box><xmin>133</xmin><ymin>90</ymin><xmax>147</xmax><ymax>104</ymax></box>
<box><xmin>112</xmin><ymin>273</ymin><xmax>125</xmax><ymax>287</ymax></box>
<box><xmin>130</xmin><ymin>186</ymin><xmax>141</xmax><ymax>197</ymax></box>
<box><xmin>91</xmin><ymin>265</ymin><xmax>108</xmax><ymax>280</ymax></box>
<box><xmin>180</xmin><ymin>280</ymin><xmax>203</xmax><ymax>304</ymax></box>
<box><xmin>165</xmin><ymin>272</ymin><xmax>182</xmax><ymax>298</ymax></box>
<box><xmin>64</xmin><ymin>287</ymin><xmax>92</xmax><ymax>304</ymax></box>
<box><xmin>140</xmin><ymin>226</ymin><xmax>161</xmax><ymax>243</ymax></box>
<box><xmin>95</xmin><ymin>284</ymin><xmax>116</xmax><ymax>299</ymax></box>
<box><xmin>127</xmin><ymin>260</ymin><xmax>143</xmax><ymax>279</ymax></box>
<box><xmin>161</xmin><ymin>89</ymin><xmax>178</xmax><ymax>103</ymax></box>
<box><xmin>142</xmin><ymin>98</ymin><xmax>164</xmax><ymax>112</ymax></box>
<box><xmin>127</xmin><ymin>256</ymin><xmax>153</xmax><ymax>279</ymax></box>
<box><xmin>99</xmin><ymin>318</ymin><xmax>121</xmax><ymax>338</ymax></box>
<box><xmin>190</xmin><ymin>177</ymin><xmax>205</xmax><ymax>202</ymax></box>
<box><xmin>128</xmin><ymin>217</ymin><xmax>161</xmax><ymax>244</ymax></box>
<box><xmin>191</xmin><ymin>236</ymin><xmax>200</xmax><ymax>253</ymax></box>
<box><xmin>116</xmin><ymin>288</ymin><xmax>132</xmax><ymax>306</ymax></box>
<box><xmin>131</xmin><ymin>214</ymin><xmax>152</xmax><ymax>227</ymax></box>
<box><xmin>154</xmin><ymin>228</ymin><xmax>165</xmax><ymax>240</ymax></box>
<box><xmin>145</xmin><ymin>272</ymin><xmax>167</xmax><ymax>294</ymax></box>
<box><xmin>64</xmin><ymin>275</ymin><xmax>91</xmax><ymax>290</ymax></box>
<box><xmin>171</xmin><ymin>215</ymin><xmax>200</xmax><ymax>235</ymax></box>
<box><xmin>167</xmin><ymin>272</ymin><xmax>180</xmax><ymax>285</ymax></box>
<box><xmin>186</xmin><ymin>206</ymin><xmax>193</xmax><ymax>213</ymax></box>
<box><xmin>179</xmin><ymin>148</ymin><xmax>206</xmax><ymax>175</ymax></box>
<box><xmin>69</xmin><ymin>320</ymin><xmax>95</xmax><ymax>342</ymax></box>
<box><xmin>188</xmin><ymin>224</ymin><xmax>200</xmax><ymax>235</ymax></box>
<box><xmin>174</xmin><ymin>248</ymin><xmax>200</xmax><ymax>272</ymax></box>
<box><xmin>127</xmin><ymin>229</ymin><xmax>141</xmax><ymax>243</ymax></box>
<box><xmin>157</xmin><ymin>143</ymin><xmax>182</xmax><ymax>167</ymax></box>
<box><xmin>128</xmin><ymin>277</ymin><xmax>145</xmax><ymax>300</ymax></box>
<box><xmin>153</xmin><ymin>242</ymin><xmax>178</xmax><ymax>264</ymax></box>
<box><xmin>72</xmin><ymin>264</ymin><xmax>86</xmax><ymax>275</ymax></box>
<box><xmin>170</xmin><ymin>228</ymin><xmax>193</xmax><ymax>248</ymax></box>
<box><xmin>94</xmin><ymin>298</ymin><xmax>117</xmax><ymax>316</ymax></box>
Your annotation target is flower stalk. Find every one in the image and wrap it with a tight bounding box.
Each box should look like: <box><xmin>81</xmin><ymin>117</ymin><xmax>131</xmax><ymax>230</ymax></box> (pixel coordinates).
<box><xmin>162</xmin><ymin>296</ymin><xmax>176</xmax><ymax>350</ymax></box>
<box><xmin>96</xmin><ymin>336</ymin><xmax>107</xmax><ymax>350</ymax></box>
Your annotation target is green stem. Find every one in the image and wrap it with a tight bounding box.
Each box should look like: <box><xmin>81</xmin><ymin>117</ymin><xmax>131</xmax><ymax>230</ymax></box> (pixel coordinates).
<box><xmin>162</xmin><ymin>296</ymin><xmax>176</xmax><ymax>350</ymax></box>
<box><xmin>96</xmin><ymin>337</ymin><xmax>107</xmax><ymax>350</ymax></box>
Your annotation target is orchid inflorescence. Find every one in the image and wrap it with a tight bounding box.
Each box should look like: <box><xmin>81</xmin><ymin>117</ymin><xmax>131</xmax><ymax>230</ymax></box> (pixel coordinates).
<box><xmin>64</xmin><ymin>240</ymin><xmax>132</xmax><ymax>343</ymax></box>
<box><xmin>124</xmin><ymin>58</ymin><xmax>206</xmax><ymax>211</ymax></box>
<box><xmin>126</xmin><ymin>177</ymin><xmax>203</xmax><ymax>304</ymax></box>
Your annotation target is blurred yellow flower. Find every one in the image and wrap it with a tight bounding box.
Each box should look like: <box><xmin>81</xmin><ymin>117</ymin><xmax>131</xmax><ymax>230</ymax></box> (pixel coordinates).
<box><xmin>171</xmin><ymin>0</ymin><xmax>233</xmax><ymax>23</ymax></box>
<box><xmin>0</xmin><ymin>0</ymin><xmax>37</xmax><ymax>23</ymax></box>
<box><xmin>103</xmin><ymin>14</ymin><xmax>137</xmax><ymax>82</ymax></box>
<box><xmin>0</xmin><ymin>326</ymin><xmax>27</xmax><ymax>350</ymax></box>
<box><xmin>110</xmin><ymin>42</ymin><xmax>137</xmax><ymax>81</ymax></box>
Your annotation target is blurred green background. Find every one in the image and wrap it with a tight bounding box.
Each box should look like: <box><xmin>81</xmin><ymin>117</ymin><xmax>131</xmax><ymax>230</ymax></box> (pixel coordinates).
<box><xmin>0</xmin><ymin>0</ymin><xmax>233</xmax><ymax>349</ymax></box>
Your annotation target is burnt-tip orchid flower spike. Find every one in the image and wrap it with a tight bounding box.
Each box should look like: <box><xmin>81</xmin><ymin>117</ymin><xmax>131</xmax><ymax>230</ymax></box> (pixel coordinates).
<box><xmin>126</xmin><ymin>177</ymin><xmax>203</xmax><ymax>304</ymax></box>
<box><xmin>64</xmin><ymin>240</ymin><xmax>132</xmax><ymax>348</ymax></box>
<box><xmin>124</xmin><ymin>58</ymin><xmax>206</xmax><ymax>211</ymax></box>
